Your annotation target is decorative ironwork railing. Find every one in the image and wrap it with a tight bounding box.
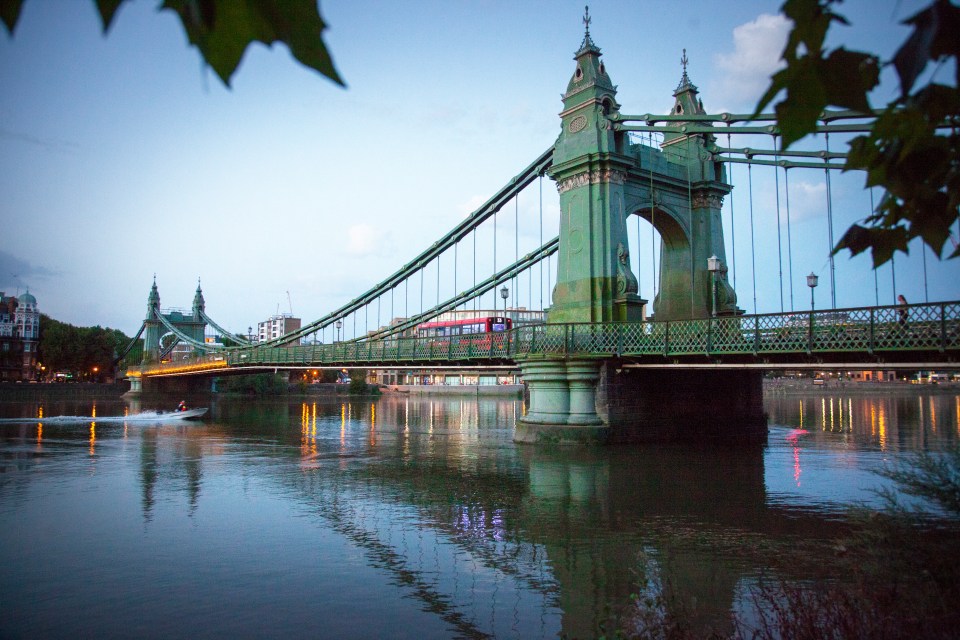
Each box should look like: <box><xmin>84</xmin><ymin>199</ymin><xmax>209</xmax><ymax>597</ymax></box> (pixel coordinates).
<box><xmin>131</xmin><ymin>301</ymin><xmax>959</xmax><ymax>376</ymax></box>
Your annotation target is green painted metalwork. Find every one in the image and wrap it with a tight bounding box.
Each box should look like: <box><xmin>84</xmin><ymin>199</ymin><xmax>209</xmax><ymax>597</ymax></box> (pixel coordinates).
<box><xmin>546</xmin><ymin>31</ymin><xmax>737</xmax><ymax>324</ymax></box>
<box><xmin>141</xmin><ymin>279</ymin><xmax>207</xmax><ymax>364</ymax></box>
<box><xmin>241</xmin><ymin>148</ymin><xmax>555</xmax><ymax>349</ymax></box>
<box><xmin>131</xmin><ymin>301</ymin><xmax>959</xmax><ymax>377</ymax></box>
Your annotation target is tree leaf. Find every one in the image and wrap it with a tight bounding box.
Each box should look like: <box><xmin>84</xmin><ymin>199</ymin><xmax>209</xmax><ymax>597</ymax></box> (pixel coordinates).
<box><xmin>834</xmin><ymin>224</ymin><xmax>909</xmax><ymax>268</ymax></box>
<box><xmin>0</xmin><ymin>0</ymin><xmax>23</xmax><ymax>35</ymax></box>
<box><xmin>893</xmin><ymin>1</ymin><xmax>940</xmax><ymax>95</ymax></box>
<box><xmin>95</xmin><ymin>0</ymin><xmax>125</xmax><ymax>33</ymax></box>
<box><xmin>776</xmin><ymin>58</ymin><xmax>828</xmax><ymax>147</ymax></box>
<box><xmin>821</xmin><ymin>48</ymin><xmax>878</xmax><ymax>112</ymax></box>
<box><xmin>161</xmin><ymin>0</ymin><xmax>344</xmax><ymax>88</ymax></box>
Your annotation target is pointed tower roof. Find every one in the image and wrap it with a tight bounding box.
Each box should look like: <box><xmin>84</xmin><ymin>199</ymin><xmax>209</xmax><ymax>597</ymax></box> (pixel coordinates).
<box><xmin>192</xmin><ymin>278</ymin><xmax>205</xmax><ymax>317</ymax></box>
<box><xmin>576</xmin><ymin>5</ymin><xmax>600</xmax><ymax>56</ymax></box>
<box><xmin>663</xmin><ymin>49</ymin><xmax>711</xmax><ymax>147</ymax></box>
<box><xmin>193</xmin><ymin>279</ymin><xmax>204</xmax><ymax>306</ymax></box>
<box><xmin>563</xmin><ymin>6</ymin><xmax>617</xmax><ymax>110</ymax></box>
<box><xmin>553</xmin><ymin>6</ymin><xmax>622</xmax><ymax>167</ymax></box>
<box><xmin>146</xmin><ymin>275</ymin><xmax>160</xmax><ymax>319</ymax></box>
<box><xmin>148</xmin><ymin>276</ymin><xmax>160</xmax><ymax>307</ymax></box>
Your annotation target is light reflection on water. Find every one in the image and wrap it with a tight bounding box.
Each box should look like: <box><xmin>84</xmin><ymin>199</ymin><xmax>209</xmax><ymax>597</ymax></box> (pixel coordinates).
<box><xmin>0</xmin><ymin>389</ymin><xmax>957</xmax><ymax>639</ymax></box>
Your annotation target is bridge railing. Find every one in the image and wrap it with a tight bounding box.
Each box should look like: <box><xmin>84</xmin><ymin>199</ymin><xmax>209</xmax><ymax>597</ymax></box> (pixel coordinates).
<box><xmin>514</xmin><ymin>301</ymin><xmax>957</xmax><ymax>359</ymax></box>
<box><xmin>132</xmin><ymin>301</ymin><xmax>959</xmax><ymax>375</ymax></box>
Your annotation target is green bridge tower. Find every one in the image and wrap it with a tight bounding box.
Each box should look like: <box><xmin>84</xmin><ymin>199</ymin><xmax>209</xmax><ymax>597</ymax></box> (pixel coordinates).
<box><xmin>516</xmin><ymin>14</ymin><xmax>762</xmax><ymax>444</ymax></box>
<box><xmin>141</xmin><ymin>278</ymin><xmax>207</xmax><ymax>365</ymax></box>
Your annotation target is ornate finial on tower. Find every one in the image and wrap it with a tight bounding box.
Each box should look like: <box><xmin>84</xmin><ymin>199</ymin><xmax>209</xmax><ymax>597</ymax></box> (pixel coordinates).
<box><xmin>675</xmin><ymin>48</ymin><xmax>697</xmax><ymax>93</ymax></box>
<box><xmin>579</xmin><ymin>5</ymin><xmax>597</xmax><ymax>51</ymax></box>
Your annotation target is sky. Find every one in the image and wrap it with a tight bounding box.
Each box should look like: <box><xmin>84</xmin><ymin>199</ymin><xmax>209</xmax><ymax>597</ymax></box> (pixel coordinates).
<box><xmin>1</xmin><ymin>0</ymin><xmax>957</xmax><ymax>339</ymax></box>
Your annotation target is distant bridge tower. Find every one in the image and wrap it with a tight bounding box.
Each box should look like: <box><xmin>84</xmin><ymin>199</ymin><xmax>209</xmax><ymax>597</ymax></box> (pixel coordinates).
<box><xmin>140</xmin><ymin>278</ymin><xmax>208</xmax><ymax>365</ymax></box>
<box><xmin>142</xmin><ymin>278</ymin><xmax>162</xmax><ymax>364</ymax></box>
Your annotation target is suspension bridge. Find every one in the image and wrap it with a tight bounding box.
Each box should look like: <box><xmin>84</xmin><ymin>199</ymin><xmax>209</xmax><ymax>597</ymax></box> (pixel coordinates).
<box><xmin>121</xmin><ymin>15</ymin><xmax>959</xmax><ymax>443</ymax></box>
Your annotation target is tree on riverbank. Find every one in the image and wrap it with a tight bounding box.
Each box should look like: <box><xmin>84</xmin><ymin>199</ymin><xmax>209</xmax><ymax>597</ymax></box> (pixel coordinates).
<box><xmin>38</xmin><ymin>315</ymin><xmax>132</xmax><ymax>381</ymax></box>
<box><xmin>219</xmin><ymin>372</ymin><xmax>287</xmax><ymax>395</ymax></box>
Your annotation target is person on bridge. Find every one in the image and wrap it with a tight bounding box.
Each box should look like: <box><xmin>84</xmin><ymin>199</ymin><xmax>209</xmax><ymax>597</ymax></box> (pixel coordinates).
<box><xmin>177</xmin><ymin>400</ymin><xmax>187</xmax><ymax>412</ymax></box>
<box><xmin>897</xmin><ymin>295</ymin><xmax>909</xmax><ymax>327</ymax></box>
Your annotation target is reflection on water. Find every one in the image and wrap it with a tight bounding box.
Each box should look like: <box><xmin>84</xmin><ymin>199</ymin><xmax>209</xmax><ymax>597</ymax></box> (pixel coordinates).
<box><xmin>767</xmin><ymin>391</ymin><xmax>960</xmax><ymax>451</ymax></box>
<box><xmin>0</xmin><ymin>390</ymin><xmax>957</xmax><ymax>639</ymax></box>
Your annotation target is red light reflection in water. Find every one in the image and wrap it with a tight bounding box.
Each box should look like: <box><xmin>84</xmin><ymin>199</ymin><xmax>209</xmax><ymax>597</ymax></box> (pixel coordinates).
<box><xmin>785</xmin><ymin>428</ymin><xmax>807</xmax><ymax>487</ymax></box>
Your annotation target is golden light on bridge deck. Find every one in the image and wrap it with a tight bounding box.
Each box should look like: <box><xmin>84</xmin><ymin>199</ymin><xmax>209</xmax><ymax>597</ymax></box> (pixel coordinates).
<box><xmin>138</xmin><ymin>359</ymin><xmax>229</xmax><ymax>376</ymax></box>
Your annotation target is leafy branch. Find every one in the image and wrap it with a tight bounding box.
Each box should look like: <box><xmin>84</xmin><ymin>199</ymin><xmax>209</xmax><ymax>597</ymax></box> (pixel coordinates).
<box><xmin>757</xmin><ymin>0</ymin><xmax>959</xmax><ymax>267</ymax></box>
<box><xmin>0</xmin><ymin>0</ymin><xmax>344</xmax><ymax>87</ymax></box>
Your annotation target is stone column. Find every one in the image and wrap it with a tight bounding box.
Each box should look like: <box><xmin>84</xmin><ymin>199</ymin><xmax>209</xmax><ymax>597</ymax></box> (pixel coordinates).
<box><xmin>518</xmin><ymin>359</ymin><xmax>569</xmax><ymax>426</ymax></box>
<box><xmin>516</xmin><ymin>358</ymin><xmax>608</xmax><ymax>444</ymax></box>
<box><xmin>566</xmin><ymin>360</ymin><xmax>603</xmax><ymax>425</ymax></box>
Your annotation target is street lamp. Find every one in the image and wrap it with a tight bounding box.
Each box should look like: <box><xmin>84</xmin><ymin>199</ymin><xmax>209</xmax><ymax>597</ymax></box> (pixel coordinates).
<box><xmin>707</xmin><ymin>255</ymin><xmax>721</xmax><ymax>317</ymax></box>
<box><xmin>807</xmin><ymin>272</ymin><xmax>819</xmax><ymax>311</ymax></box>
<box><xmin>335</xmin><ymin>319</ymin><xmax>343</xmax><ymax>342</ymax></box>
<box><xmin>499</xmin><ymin>286</ymin><xmax>509</xmax><ymax>317</ymax></box>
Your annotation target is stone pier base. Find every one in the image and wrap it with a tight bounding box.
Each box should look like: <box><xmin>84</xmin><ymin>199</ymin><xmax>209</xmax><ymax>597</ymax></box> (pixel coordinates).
<box><xmin>124</xmin><ymin>377</ymin><xmax>142</xmax><ymax>396</ymax></box>
<box><xmin>516</xmin><ymin>358</ymin><xmax>767</xmax><ymax>445</ymax></box>
<box><xmin>515</xmin><ymin>359</ymin><xmax>609</xmax><ymax>444</ymax></box>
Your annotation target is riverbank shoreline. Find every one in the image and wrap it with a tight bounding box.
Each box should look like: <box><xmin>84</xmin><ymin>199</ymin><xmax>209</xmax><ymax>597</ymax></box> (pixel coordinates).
<box><xmin>0</xmin><ymin>382</ymin><xmax>129</xmax><ymax>401</ymax></box>
<box><xmin>763</xmin><ymin>379</ymin><xmax>960</xmax><ymax>395</ymax></box>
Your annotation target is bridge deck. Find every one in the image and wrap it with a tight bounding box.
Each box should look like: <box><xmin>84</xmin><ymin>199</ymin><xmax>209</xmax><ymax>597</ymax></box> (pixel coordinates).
<box><xmin>129</xmin><ymin>301</ymin><xmax>960</xmax><ymax>377</ymax></box>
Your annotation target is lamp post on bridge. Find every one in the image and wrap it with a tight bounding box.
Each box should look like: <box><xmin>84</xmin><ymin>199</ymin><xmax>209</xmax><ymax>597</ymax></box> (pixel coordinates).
<box><xmin>807</xmin><ymin>272</ymin><xmax>819</xmax><ymax>352</ymax></box>
<box><xmin>807</xmin><ymin>273</ymin><xmax>819</xmax><ymax>312</ymax></box>
<box><xmin>707</xmin><ymin>255</ymin><xmax>721</xmax><ymax>318</ymax></box>
<box><xmin>500</xmin><ymin>285</ymin><xmax>509</xmax><ymax>319</ymax></box>
<box><xmin>335</xmin><ymin>319</ymin><xmax>343</xmax><ymax>343</ymax></box>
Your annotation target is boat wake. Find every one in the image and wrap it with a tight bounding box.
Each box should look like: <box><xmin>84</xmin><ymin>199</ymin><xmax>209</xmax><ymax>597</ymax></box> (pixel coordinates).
<box><xmin>0</xmin><ymin>408</ymin><xmax>208</xmax><ymax>424</ymax></box>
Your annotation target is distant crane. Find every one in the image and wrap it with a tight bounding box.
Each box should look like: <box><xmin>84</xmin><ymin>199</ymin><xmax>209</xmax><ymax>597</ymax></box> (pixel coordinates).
<box><xmin>287</xmin><ymin>291</ymin><xmax>294</xmax><ymax>315</ymax></box>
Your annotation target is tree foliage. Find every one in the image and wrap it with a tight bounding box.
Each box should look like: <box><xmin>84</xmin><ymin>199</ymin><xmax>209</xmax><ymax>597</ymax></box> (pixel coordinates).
<box><xmin>757</xmin><ymin>0</ymin><xmax>960</xmax><ymax>266</ymax></box>
<box><xmin>0</xmin><ymin>0</ymin><xmax>343</xmax><ymax>87</ymax></box>
<box><xmin>38</xmin><ymin>314</ymin><xmax>132</xmax><ymax>379</ymax></box>
<box><xmin>220</xmin><ymin>372</ymin><xmax>287</xmax><ymax>395</ymax></box>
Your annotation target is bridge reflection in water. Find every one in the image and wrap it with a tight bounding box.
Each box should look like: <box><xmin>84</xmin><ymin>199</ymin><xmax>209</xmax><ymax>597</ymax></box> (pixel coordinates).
<box><xmin>1</xmin><ymin>393</ymin><xmax>956</xmax><ymax>638</ymax></box>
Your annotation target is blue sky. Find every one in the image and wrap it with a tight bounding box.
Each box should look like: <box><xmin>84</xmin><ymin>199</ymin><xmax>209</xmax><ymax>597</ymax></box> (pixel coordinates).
<box><xmin>1</xmin><ymin>0</ymin><xmax>956</xmax><ymax>338</ymax></box>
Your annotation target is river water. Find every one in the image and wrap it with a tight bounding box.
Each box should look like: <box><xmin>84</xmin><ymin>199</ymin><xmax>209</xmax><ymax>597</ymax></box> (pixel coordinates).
<box><xmin>1</xmin><ymin>388</ymin><xmax>958</xmax><ymax>639</ymax></box>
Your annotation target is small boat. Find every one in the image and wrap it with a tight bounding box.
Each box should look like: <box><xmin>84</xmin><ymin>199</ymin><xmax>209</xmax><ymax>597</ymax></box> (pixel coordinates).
<box><xmin>162</xmin><ymin>407</ymin><xmax>208</xmax><ymax>420</ymax></box>
<box><xmin>123</xmin><ymin>408</ymin><xmax>209</xmax><ymax>421</ymax></box>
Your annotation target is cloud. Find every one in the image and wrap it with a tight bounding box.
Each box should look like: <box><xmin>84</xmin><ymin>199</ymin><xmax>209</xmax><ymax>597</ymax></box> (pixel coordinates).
<box><xmin>0</xmin><ymin>250</ymin><xmax>61</xmax><ymax>291</ymax></box>
<box><xmin>712</xmin><ymin>14</ymin><xmax>790</xmax><ymax>110</ymax></box>
<box><xmin>345</xmin><ymin>224</ymin><xmax>383</xmax><ymax>256</ymax></box>
<box><xmin>784</xmin><ymin>179</ymin><xmax>827</xmax><ymax>223</ymax></box>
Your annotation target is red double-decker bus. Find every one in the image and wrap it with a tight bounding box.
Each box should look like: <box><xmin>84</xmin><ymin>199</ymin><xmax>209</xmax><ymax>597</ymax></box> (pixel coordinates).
<box><xmin>416</xmin><ymin>316</ymin><xmax>512</xmax><ymax>355</ymax></box>
<box><xmin>416</xmin><ymin>316</ymin><xmax>512</xmax><ymax>339</ymax></box>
